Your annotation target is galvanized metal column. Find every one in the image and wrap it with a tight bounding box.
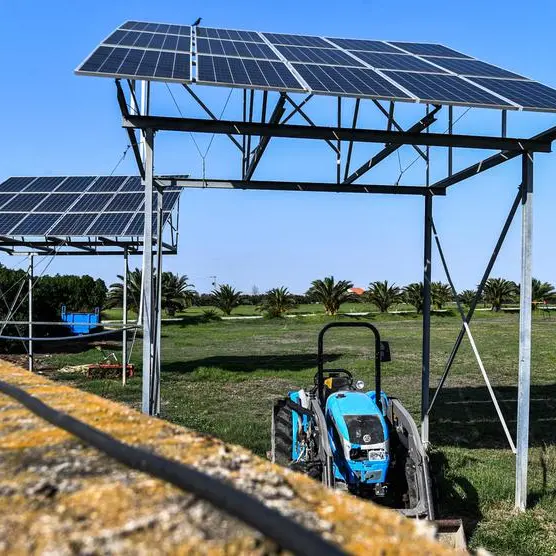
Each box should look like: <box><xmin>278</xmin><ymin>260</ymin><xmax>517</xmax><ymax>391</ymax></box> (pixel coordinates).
<box><xmin>141</xmin><ymin>128</ymin><xmax>155</xmax><ymax>414</ymax></box>
<box><xmin>122</xmin><ymin>248</ymin><xmax>128</xmax><ymax>386</ymax></box>
<box><xmin>421</xmin><ymin>191</ymin><xmax>432</xmax><ymax>444</ymax></box>
<box><xmin>28</xmin><ymin>255</ymin><xmax>33</xmax><ymax>372</ymax></box>
<box><xmin>515</xmin><ymin>152</ymin><xmax>534</xmax><ymax>510</ymax></box>
<box><xmin>154</xmin><ymin>184</ymin><xmax>164</xmax><ymax>415</ymax></box>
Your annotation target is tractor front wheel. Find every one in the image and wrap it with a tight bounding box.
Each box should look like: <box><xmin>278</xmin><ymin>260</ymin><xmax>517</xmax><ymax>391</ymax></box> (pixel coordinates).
<box><xmin>271</xmin><ymin>398</ymin><xmax>293</xmax><ymax>465</ymax></box>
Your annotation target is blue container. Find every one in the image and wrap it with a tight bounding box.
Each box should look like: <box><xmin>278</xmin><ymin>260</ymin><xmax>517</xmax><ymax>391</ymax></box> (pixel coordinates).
<box><xmin>61</xmin><ymin>305</ymin><xmax>101</xmax><ymax>335</ymax></box>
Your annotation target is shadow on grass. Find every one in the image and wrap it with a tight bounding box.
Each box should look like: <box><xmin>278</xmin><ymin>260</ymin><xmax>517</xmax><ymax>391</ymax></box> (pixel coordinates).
<box><xmin>430</xmin><ymin>384</ymin><xmax>556</xmax><ymax>448</ymax></box>
<box><xmin>430</xmin><ymin>450</ymin><xmax>482</xmax><ymax>537</ymax></box>
<box><xmin>161</xmin><ymin>353</ymin><xmax>342</xmax><ymax>374</ymax></box>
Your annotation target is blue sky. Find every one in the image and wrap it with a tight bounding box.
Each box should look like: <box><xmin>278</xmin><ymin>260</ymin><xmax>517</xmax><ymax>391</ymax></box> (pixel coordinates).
<box><xmin>0</xmin><ymin>1</ymin><xmax>555</xmax><ymax>293</ymax></box>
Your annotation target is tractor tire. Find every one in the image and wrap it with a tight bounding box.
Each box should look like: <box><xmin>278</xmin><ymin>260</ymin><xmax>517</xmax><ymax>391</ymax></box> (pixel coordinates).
<box><xmin>271</xmin><ymin>398</ymin><xmax>294</xmax><ymax>466</ymax></box>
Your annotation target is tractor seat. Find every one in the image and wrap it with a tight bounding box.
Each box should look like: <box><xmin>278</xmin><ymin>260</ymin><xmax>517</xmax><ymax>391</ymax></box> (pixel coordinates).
<box><xmin>324</xmin><ymin>375</ymin><xmax>352</xmax><ymax>397</ymax></box>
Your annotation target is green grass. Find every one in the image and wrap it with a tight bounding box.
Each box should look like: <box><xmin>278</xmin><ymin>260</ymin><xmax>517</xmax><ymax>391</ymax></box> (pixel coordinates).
<box><xmin>46</xmin><ymin>310</ymin><xmax>556</xmax><ymax>555</ymax></box>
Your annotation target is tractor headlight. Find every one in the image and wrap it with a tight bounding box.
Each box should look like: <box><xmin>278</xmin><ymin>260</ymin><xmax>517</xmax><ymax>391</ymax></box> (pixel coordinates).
<box><xmin>355</xmin><ymin>380</ymin><xmax>365</xmax><ymax>390</ymax></box>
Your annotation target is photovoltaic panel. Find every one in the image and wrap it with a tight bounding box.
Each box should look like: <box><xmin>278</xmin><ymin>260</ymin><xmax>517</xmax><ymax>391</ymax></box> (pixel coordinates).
<box><xmin>0</xmin><ymin>194</ymin><xmax>15</xmax><ymax>209</ymax></box>
<box><xmin>48</xmin><ymin>213</ymin><xmax>98</xmax><ymax>236</ymax></box>
<box><xmin>292</xmin><ymin>64</ymin><xmax>413</xmax><ymax>99</ymax></box>
<box><xmin>468</xmin><ymin>78</ymin><xmax>556</xmax><ymax>111</ymax></box>
<box><xmin>121</xmin><ymin>21</ymin><xmax>190</xmax><ymax>36</ymax></box>
<box><xmin>105</xmin><ymin>193</ymin><xmax>144</xmax><ymax>212</ymax></box>
<box><xmin>104</xmin><ymin>30</ymin><xmax>190</xmax><ymax>53</ymax></box>
<box><xmin>120</xmin><ymin>177</ymin><xmax>143</xmax><ymax>191</ymax></box>
<box><xmin>24</xmin><ymin>177</ymin><xmax>66</xmax><ymax>192</ymax></box>
<box><xmin>350</xmin><ymin>51</ymin><xmax>447</xmax><ymax>73</ymax></box>
<box><xmin>274</xmin><ymin>45</ymin><xmax>364</xmax><ymax>67</ymax></box>
<box><xmin>197</xmin><ymin>28</ymin><xmax>263</xmax><ymax>42</ymax></box>
<box><xmin>77</xmin><ymin>46</ymin><xmax>190</xmax><ymax>82</ymax></box>
<box><xmin>10</xmin><ymin>214</ymin><xmax>62</xmax><ymax>236</ymax></box>
<box><xmin>0</xmin><ymin>213</ymin><xmax>25</xmax><ymax>234</ymax></box>
<box><xmin>263</xmin><ymin>32</ymin><xmax>331</xmax><ymax>48</ymax></box>
<box><xmin>70</xmin><ymin>193</ymin><xmax>113</xmax><ymax>212</ymax></box>
<box><xmin>88</xmin><ymin>176</ymin><xmax>128</xmax><ymax>192</ymax></box>
<box><xmin>197</xmin><ymin>55</ymin><xmax>304</xmax><ymax>91</ymax></box>
<box><xmin>32</xmin><ymin>194</ymin><xmax>77</xmax><ymax>213</ymax></box>
<box><xmin>326</xmin><ymin>38</ymin><xmax>400</xmax><ymax>53</ymax></box>
<box><xmin>0</xmin><ymin>177</ymin><xmax>37</xmax><ymax>192</ymax></box>
<box><xmin>55</xmin><ymin>176</ymin><xmax>96</xmax><ymax>192</ymax></box>
<box><xmin>389</xmin><ymin>42</ymin><xmax>472</xmax><ymax>58</ymax></box>
<box><xmin>382</xmin><ymin>71</ymin><xmax>514</xmax><ymax>108</ymax></box>
<box><xmin>425</xmin><ymin>58</ymin><xmax>525</xmax><ymax>79</ymax></box>
<box><xmin>86</xmin><ymin>213</ymin><xmax>136</xmax><ymax>236</ymax></box>
<box><xmin>126</xmin><ymin>212</ymin><xmax>172</xmax><ymax>236</ymax></box>
<box><xmin>3</xmin><ymin>194</ymin><xmax>49</xmax><ymax>212</ymax></box>
<box><xmin>196</xmin><ymin>38</ymin><xmax>278</xmax><ymax>60</ymax></box>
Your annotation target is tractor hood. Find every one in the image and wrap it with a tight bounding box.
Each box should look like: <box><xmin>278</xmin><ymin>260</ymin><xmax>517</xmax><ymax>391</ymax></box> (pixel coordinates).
<box><xmin>326</xmin><ymin>391</ymin><xmax>389</xmax><ymax>447</ymax></box>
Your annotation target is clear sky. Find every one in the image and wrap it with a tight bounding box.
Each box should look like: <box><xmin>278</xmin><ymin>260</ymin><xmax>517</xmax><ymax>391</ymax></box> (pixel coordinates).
<box><xmin>1</xmin><ymin>1</ymin><xmax>555</xmax><ymax>294</ymax></box>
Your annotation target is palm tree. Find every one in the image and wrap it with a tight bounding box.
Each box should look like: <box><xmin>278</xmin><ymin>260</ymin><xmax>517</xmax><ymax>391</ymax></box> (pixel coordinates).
<box><xmin>258</xmin><ymin>286</ymin><xmax>296</xmax><ymax>317</ymax></box>
<box><xmin>431</xmin><ymin>282</ymin><xmax>453</xmax><ymax>310</ymax></box>
<box><xmin>365</xmin><ymin>280</ymin><xmax>402</xmax><ymax>313</ymax></box>
<box><xmin>212</xmin><ymin>284</ymin><xmax>242</xmax><ymax>315</ymax></box>
<box><xmin>458</xmin><ymin>289</ymin><xmax>479</xmax><ymax>307</ymax></box>
<box><xmin>161</xmin><ymin>272</ymin><xmax>196</xmax><ymax>316</ymax></box>
<box><xmin>403</xmin><ymin>282</ymin><xmax>424</xmax><ymax>313</ymax></box>
<box><xmin>532</xmin><ymin>278</ymin><xmax>556</xmax><ymax>310</ymax></box>
<box><xmin>483</xmin><ymin>278</ymin><xmax>518</xmax><ymax>311</ymax></box>
<box><xmin>107</xmin><ymin>268</ymin><xmax>142</xmax><ymax>311</ymax></box>
<box><xmin>307</xmin><ymin>276</ymin><xmax>354</xmax><ymax>316</ymax></box>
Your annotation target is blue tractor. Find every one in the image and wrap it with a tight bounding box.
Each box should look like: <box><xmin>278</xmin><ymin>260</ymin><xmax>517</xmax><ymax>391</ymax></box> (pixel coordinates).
<box><xmin>271</xmin><ymin>322</ymin><xmax>437</xmax><ymax>519</ymax></box>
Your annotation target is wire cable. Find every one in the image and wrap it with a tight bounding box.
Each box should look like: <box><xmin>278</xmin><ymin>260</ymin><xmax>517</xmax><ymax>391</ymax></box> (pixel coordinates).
<box><xmin>0</xmin><ymin>378</ymin><xmax>345</xmax><ymax>556</ymax></box>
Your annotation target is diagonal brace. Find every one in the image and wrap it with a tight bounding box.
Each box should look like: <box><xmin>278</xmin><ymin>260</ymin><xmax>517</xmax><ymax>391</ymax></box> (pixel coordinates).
<box><xmin>430</xmin><ymin>217</ymin><xmax>517</xmax><ymax>453</ymax></box>
<box><xmin>344</xmin><ymin>105</ymin><xmax>441</xmax><ymax>185</ymax></box>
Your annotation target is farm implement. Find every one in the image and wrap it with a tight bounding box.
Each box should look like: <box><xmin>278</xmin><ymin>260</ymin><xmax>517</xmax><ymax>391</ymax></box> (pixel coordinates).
<box><xmin>271</xmin><ymin>321</ymin><xmax>465</xmax><ymax>549</ymax></box>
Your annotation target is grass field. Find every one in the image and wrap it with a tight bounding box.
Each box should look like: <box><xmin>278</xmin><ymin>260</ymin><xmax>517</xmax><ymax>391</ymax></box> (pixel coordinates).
<box><xmin>44</xmin><ymin>309</ymin><xmax>556</xmax><ymax>555</ymax></box>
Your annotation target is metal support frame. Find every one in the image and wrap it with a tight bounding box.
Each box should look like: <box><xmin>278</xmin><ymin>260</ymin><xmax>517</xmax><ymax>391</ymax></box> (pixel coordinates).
<box><xmin>421</xmin><ymin>191</ymin><xmax>432</xmax><ymax>445</ymax></box>
<box><xmin>516</xmin><ymin>152</ymin><xmax>534</xmax><ymax>510</ymax></box>
<box><xmin>28</xmin><ymin>255</ymin><xmax>33</xmax><ymax>372</ymax></box>
<box><xmin>122</xmin><ymin>248</ymin><xmax>128</xmax><ymax>386</ymax></box>
<box><xmin>141</xmin><ymin>128</ymin><xmax>155</xmax><ymax>415</ymax></box>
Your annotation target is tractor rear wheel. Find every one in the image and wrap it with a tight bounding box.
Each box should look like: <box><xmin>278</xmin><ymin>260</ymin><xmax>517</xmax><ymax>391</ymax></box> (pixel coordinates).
<box><xmin>271</xmin><ymin>398</ymin><xmax>293</xmax><ymax>465</ymax></box>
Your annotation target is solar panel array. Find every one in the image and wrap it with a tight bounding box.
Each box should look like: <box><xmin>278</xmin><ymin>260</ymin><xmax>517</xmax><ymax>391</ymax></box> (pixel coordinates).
<box><xmin>0</xmin><ymin>176</ymin><xmax>180</xmax><ymax>237</ymax></box>
<box><xmin>75</xmin><ymin>21</ymin><xmax>556</xmax><ymax>112</ymax></box>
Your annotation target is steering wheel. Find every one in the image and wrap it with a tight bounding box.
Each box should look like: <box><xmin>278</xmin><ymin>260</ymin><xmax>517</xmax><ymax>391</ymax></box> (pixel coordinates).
<box><xmin>314</xmin><ymin>368</ymin><xmax>353</xmax><ymax>386</ymax></box>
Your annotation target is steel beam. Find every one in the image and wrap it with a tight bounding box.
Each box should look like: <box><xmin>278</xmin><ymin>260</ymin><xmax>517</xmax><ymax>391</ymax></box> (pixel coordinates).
<box><xmin>28</xmin><ymin>255</ymin><xmax>33</xmax><ymax>372</ymax></box>
<box><xmin>141</xmin><ymin>128</ymin><xmax>155</xmax><ymax>415</ymax></box>
<box><xmin>157</xmin><ymin>177</ymin><xmax>446</xmax><ymax>196</ymax></box>
<box><xmin>344</xmin><ymin>106</ymin><xmax>440</xmax><ymax>184</ymax></box>
<box><xmin>123</xmin><ymin>114</ymin><xmax>551</xmax><ymax>152</ymax></box>
<box><xmin>421</xmin><ymin>192</ymin><xmax>433</xmax><ymax>444</ymax></box>
<box><xmin>516</xmin><ymin>152</ymin><xmax>534</xmax><ymax>511</ymax></box>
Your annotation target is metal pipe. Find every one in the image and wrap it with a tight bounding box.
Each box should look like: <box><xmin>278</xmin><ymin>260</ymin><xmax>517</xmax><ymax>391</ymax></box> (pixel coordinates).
<box><xmin>421</xmin><ymin>192</ymin><xmax>432</xmax><ymax>444</ymax></box>
<box><xmin>516</xmin><ymin>152</ymin><xmax>534</xmax><ymax>510</ymax></box>
<box><xmin>154</xmin><ymin>185</ymin><xmax>164</xmax><ymax>415</ymax></box>
<box><xmin>343</xmin><ymin>99</ymin><xmax>360</xmax><ymax>182</ymax></box>
<box><xmin>337</xmin><ymin>97</ymin><xmax>341</xmax><ymax>184</ymax></box>
<box><xmin>502</xmin><ymin>110</ymin><xmax>507</xmax><ymax>138</ymax></box>
<box><xmin>142</xmin><ymin>128</ymin><xmax>155</xmax><ymax>415</ymax></box>
<box><xmin>448</xmin><ymin>105</ymin><xmax>453</xmax><ymax>176</ymax></box>
<box><xmin>28</xmin><ymin>255</ymin><xmax>33</xmax><ymax>372</ymax></box>
<box><xmin>122</xmin><ymin>248</ymin><xmax>128</xmax><ymax>386</ymax></box>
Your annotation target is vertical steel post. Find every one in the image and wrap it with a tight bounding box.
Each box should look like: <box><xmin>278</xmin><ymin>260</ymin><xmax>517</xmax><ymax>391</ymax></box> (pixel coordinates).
<box><xmin>515</xmin><ymin>152</ymin><xmax>533</xmax><ymax>510</ymax></box>
<box><xmin>422</xmin><ymin>192</ymin><xmax>432</xmax><ymax>444</ymax></box>
<box><xmin>28</xmin><ymin>255</ymin><xmax>33</xmax><ymax>372</ymax></box>
<box><xmin>122</xmin><ymin>248</ymin><xmax>128</xmax><ymax>386</ymax></box>
<box><xmin>336</xmin><ymin>97</ymin><xmax>342</xmax><ymax>184</ymax></box>
<box><xmin>502</xmin><ymin>110</ymin><xmax>507</xmax><ymax>138</ymax></box>
<box><xmin>141</xmin><ymin>128</ymin><xmax>155</xmax><ymax>414</ymax></box>
<box><xmin>448</xmin><ymin>105</ymin><xmax>453</xmax><ymax>176</ymax></box>
<box><xmin>154</xmin><ymin>185</ymin><xmax>164</xmax><ymax>415</ymax></box>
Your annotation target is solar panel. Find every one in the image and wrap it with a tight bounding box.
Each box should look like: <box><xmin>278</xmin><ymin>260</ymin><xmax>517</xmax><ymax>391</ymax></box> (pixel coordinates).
<box><xmin>350</xmin><ymin>52</ymin><xmax>447</xmax><ymax>73</ymax></box>
<box><xmin>196</xmin><ymin>28</ymin><xmax>263</xmax><ymax>42</ymax></box>
<box><xmin>77</xmin><ymin>22</ymin><xmax>556</xmax><ymax>112</ymax></box>
<box><xmin>77</xmin><ymin>46</ymin><xmax>190</xmax><ymax>82</ymax></box>
<box><xmin>292</xmin><ymin>64</ymin><xmax>413</xmax><ymax>99</ymax></box>
<box><xmin>425</xmin><ymin>58</ymin><xmax>525</xmax><ymax>79</ymax></box>
<box><xmin>389</xmin><ymin>42</ymin><xmax>472</xmax><ymax>58</ymax></box>
<box><xmin>326</xmin><ymin>38</ymin><xmax>400</xmax><ymax>53</ymax></box>
<box><xmin>196</xmin><ymin>38</ymin><xmax>278</xmax><ymax>60</ymax></box>
<box><xmin>382</xmin><ymin>71</ymin><xmax>514</xmax><ymax>108</ymax></box>
<box><xmin>0</xmin><ymin>177</ymin><xmax>37</xmax><ymax>193</ymax></box>
<box><xmin>274</xmin><ymin>45</ymin><xmax>364</xmax><ymax>67</ymax></box>
<box><xmin>197</xmin><ymin>55</ymin><xmax>305</xmax><ymax>91</ymax></box>
<box><xmin>466</xmin><ymin>78</ymin><xmax>556</xmax><ymax>111</ymax></box>
<box><xmin>126</xmin><ymin>212</ymin><xmax>172</xmax><ymax>236</ymax></box>
<box><xmin>11</xmin><ymin>214</ymin><xmax>62</xmax><ymax>236</ymax></box>
<box><xmin>0</xmin><ymin>176</ymin><xmax>181</xmax><ymax>237</ymax></box>
<box><xmin>263</xmin><ymin>32</ymin><xmax>331</xmax><ymax>48</ymax></box>
<box><xmin>24</xmin><ymin>177</ymin><xmax>66</xmax><ymax>192</ymax></box>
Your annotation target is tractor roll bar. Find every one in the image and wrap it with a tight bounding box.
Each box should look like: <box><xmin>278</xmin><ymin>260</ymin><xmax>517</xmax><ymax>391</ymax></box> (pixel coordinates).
<box><xmin>317</xmin><ymin>322</ymin><xmax>382</xmax><ymax>410</ymax></box>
